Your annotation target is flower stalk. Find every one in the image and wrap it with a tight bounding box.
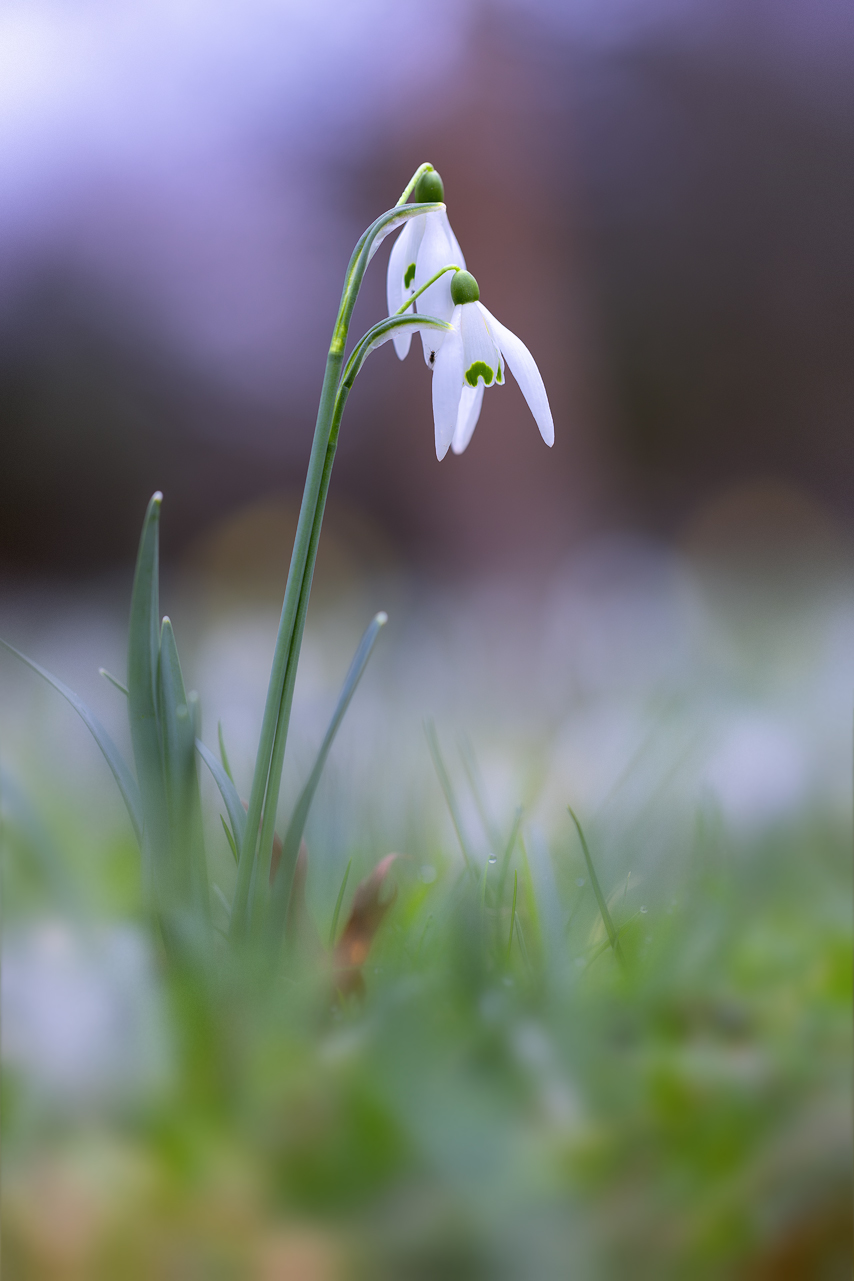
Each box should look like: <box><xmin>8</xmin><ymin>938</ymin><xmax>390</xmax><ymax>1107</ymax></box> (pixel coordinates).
<box><xmin>231</xmin><ymin>171</ymin><xmax>450</xmax><ymax>941</ymax></box>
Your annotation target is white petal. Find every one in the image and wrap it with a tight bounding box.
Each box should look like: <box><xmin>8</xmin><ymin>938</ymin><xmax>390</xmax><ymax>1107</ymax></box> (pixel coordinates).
<box><xmin>415</xmin><ymin>211</ymin><xmax>458</xmax><ymax>364</ymax></box>
<box><xmin>387</xmin><ymin>219</ymin><xmax>424</xmax><ymax>360</ymax></box>
<box><xmin>478</xmin><ymin>303</ymin><xmax>554</xmax><ymax>446</ymax></box>
<box><xmin>451</xmin><ymin>382</ymin><xmax>485</xmax><ymax>454</ymax></box>
<box><xmin>460</xmin><ymin>302</ymin><xmax>501</xmax><ymax>386</ymax></box>
<box><xmin>438</xmin><ymin>209</ymin><xmax>466</xmax><ymax>273</ymax></box>
<box><xmin>431</xmin><ymin>308</ymin><xmax>464</xmax><ymax>460</ymax></box>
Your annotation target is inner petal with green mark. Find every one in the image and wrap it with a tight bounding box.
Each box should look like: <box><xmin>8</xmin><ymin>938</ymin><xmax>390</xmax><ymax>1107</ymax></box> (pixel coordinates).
<box><xmin>404</xmin><ymin>263</ymin><xmax>416</xmax><ymax>289</ymax></box>
<box><xmin>465</xmin><ymin>362</ymin><xmax>494</xmax><ymax>387</ymax></box>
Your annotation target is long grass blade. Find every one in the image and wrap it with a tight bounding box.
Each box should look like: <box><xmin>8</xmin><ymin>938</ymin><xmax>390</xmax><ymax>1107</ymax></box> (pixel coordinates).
<box><xmin>567</xmin><ymin>805</ymin><xmax>626</xmax><ymax>968</ymax></box>
<box><xmin>328</xmin><ymin>858</ymin><xmax>352</xmax><ymax>948</ymax></box>
<box><xmin>158</xmin><ymin>618</ymin><xmax>209</xmax><ymax>919</ymax></box>
<box><xmin>0</xmin><ymin>766</ymin><xmax>85</xmax><ymax>913</ymax></box>
<box><xmin>496</xmin><ymin>805</ymin><xmax>523</xmax><ymax>911</ymax></box>
<box><xmin>458</xmin><ymin>734</ymin><xmax>502</xmax><ymax>854</ymax></box>
<box><xmin>268</xmin><ymin>612</ymin><xmax>388</xmax><ymax>936</ymax></box>
<box><xmin>196</xmin><ymin>739</ymin><xmax>247</xmax><ymax>849</ymax></box>
<box><xmin>217</xmin><ymin>721</ymin><xmax>235</xmax><ymax>783</ymax></box>
<box><xmin>220</xmin><ymin>815</ymin><xmax>239</xmax><ymax>864</ymax></box>
<box><xmin>127</xmin><ymin>492</ymin><xmax>168</xmax><ymax>899</ymax></box>
<box><xmin>0</xmin><ymin>637</ymin><xmax>142</xmax><ymax>843</ymax></box>
<box><xmin>507</xmin><ymin>870</ymin><xmax>518</xmax><ymax>962</ymax></box>
<box><xmin>424</xmin><ymin>720</ymin><xmax>477</xmax><ymax>879</ymax></box>
<box><xmin>99</xmin><ymin>668</ymin><xmax>128</xmax><ymax>696</ymax></box>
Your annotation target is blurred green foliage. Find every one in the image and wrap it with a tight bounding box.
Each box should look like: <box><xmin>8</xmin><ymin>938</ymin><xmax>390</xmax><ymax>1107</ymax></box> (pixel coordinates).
<box><xmin>2</xmin><ymin>750</ymin><xmax>850</xmax><ymax>1279</ymax></box>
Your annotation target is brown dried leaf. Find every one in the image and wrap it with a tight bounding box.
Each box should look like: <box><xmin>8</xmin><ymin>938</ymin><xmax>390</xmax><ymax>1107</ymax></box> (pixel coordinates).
<box><xmin>333</xmin><ymin>854</ymin><xmax>398</xmax><ymax>998</ymax></box>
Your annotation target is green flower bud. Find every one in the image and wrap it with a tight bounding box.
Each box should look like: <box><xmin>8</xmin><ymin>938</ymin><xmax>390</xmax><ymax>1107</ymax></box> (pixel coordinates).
<box><xmin>414</xmin><ymin>169</ymin><xmax>444</xmax><ymax>203</ymax></box>
<box><xmin>450</xmin><ymin>270</ymin><xmax>480</xmax><ymax>305</ymax></box>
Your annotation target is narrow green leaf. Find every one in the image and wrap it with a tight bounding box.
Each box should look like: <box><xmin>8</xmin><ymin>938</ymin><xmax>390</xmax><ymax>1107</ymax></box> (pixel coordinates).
<box><xmin>424</xmin><ymin>720</ymin><xmax>477</xmax><ymax>879</ymax></box>
<box><xmin>567</xmin><ymin>806</ymin><xmax>626</xmax><ymax>968</ymax></box>
<box><xmin>496</xmin><ymin>805</ymin><xmax>523</xmax><ymax>912</ymax></box>
<box><xmin>212</xmin><ymin>882</ymin><xmax>232</xmax><ymax>920</ymax></box>
<box><xmin>518</xmin><ymin>832</ymin><xmax>542</xmax><ymax>952</ymax></box>
<box><xmin>158</xmin><ymin>618</ymin><xmax>209</xmax><ymax>920</ymax></box>
<box><xmin>0</xmin><ymin>766</ymin><xmax>85</xmax><ymax>913</ymax></box>
<box><xmin>268</xmin><ymin>611</ymin><xmax>388</xmax><ymax>936</ymax></box>
<box><xmin>220</xmin><ymin>814</ymin><xmax>239</xmax><ymax>864</ymax></box>
<box><xmin>197</xmin><ymin>739</ymin><xmax>247</xmax><ymax>849</ymax></box>
<box><xmin>328</xmin><ymin>858</ymin><xmax>352</xmax><ymax>948</ymax></box>
<box><xmin>217</xmin><ymin>721</ymin><xmax>235</xmax><ymax>783</ymax></box>
<box><xmin>0</xmin><ymin>637</ymin><xmax>142</xmax><ymax>843</ymax></box>
<box><xmin>458</xmin><ymin>733</ymin><xmax>502</xmax><ymax>853</ymax></box>
<box><xmin>515</xmin><ymin>913</ymin><xmax>533</xmax><ymax>976</ymax></box>
<box><xmin>507</xmin><ymin>870</ymin><xmax>518</xmax><ymax>962</ymax></box>
<box><xmin>127</xmin><ymin>492</ymin><xmax>168</xmax><ymax>896</ymax></box>
<box><xmin>99</xmin><ymin>668</ymin><xmax>128</xmax><ymax>696</ymax></box>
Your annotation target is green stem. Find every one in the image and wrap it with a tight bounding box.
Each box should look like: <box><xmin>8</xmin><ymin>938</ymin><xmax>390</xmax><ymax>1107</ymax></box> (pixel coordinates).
<box><xmin>398</xmin><ymin>163</ymin><xmax>434</xmax><ymax>205</ymax></box>
<box><xmin>395</xmin><ymin>264</ymin><xmax>460</xmax><ymax>315</ymax></box>
<box><xmin>231</xmin><ymin>175</ymin><xmax>445</xmax><ymax>940</ymax></box>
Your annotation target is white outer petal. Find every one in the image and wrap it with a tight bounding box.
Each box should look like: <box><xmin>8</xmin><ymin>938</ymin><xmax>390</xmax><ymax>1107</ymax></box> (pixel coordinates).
<box><xmin>478</xmin><ymin>303</ymin><xmax>555</xmax><ymax>446</ymax></box>
<box><xmin>387</xmin><ymin>219</ymin><xmax>423</xmax><ymax>360</ymax></box>
<box><xmin>451</xmin><ymin>382</ymin><xmax>485</xmax><ymax>454</ymax></box>
<box><xmin>415</xmin><ymin>211</ymin><xmax>458</xmax><ymax>364</ymax></box>
<box><xmin>431</xmin><ymin>306</ymin><xmax>464</xmax><ymax>460</ymax></box>
<box><xmin>439</xmin><ymin>210</ymin><xmax>466</xmax><ymax>274</ymax></box>
<box><xmin>460</xmin><ymin>302</ymin><xmax>501</xmax><ymax>384</ymax></box>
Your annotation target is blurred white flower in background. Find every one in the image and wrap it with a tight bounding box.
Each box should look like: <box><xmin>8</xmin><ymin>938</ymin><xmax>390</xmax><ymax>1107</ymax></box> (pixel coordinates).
<box><xmin>2</xmin><ymin>921</ymin><xmax>170</xmax><ymax>1106</ymax></box>
<box><xmin>702</xmin><ymin>711</ymin><xmax>810</xmax><ymax>836</ymax></box>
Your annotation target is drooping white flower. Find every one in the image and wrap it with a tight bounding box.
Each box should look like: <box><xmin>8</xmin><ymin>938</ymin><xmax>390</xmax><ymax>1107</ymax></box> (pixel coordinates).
<box><xmin>386</xmin><ymin>169</ymin><xmax>465</xmax><ymax>362</ymax></box>
<box><xmin>431</xmin><ymin>270</ymin><xmax>554</xmax><ymax>460</ymax></box>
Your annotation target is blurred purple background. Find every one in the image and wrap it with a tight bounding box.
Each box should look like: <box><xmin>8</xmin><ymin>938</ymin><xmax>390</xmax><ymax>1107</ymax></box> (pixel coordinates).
<box><xmin>1</xmin><ymin>0</ymin><xmax>852</xmax><ymax>579</ymax></box>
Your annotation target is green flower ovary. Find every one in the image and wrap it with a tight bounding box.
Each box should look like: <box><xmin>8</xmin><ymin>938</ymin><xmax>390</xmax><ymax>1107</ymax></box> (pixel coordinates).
<box><xmin>413</xmin><ymin>169</ymin><xmax>444</xmax><ymax>203</ymax></box>
<box><xmin>404</xmin><ymin>262</ymin><xmax>416</xmax><ymax>289</ymax></box>
<box><xmin>465</xmin><ymin>361</ymin><xmax>494</xmax><ymax>387</ymax></box>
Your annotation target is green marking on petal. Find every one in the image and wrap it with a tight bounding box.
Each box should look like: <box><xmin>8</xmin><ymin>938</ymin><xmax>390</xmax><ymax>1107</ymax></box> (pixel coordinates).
<box><xmin>404</xmin><ymin>262</ymin><xmax>416</xmax><ymax>289</ymax></box>
<box><xmin>466</xmin><ymin>361</ymin><xmax>494</xmax><ymax>387</ymax></box>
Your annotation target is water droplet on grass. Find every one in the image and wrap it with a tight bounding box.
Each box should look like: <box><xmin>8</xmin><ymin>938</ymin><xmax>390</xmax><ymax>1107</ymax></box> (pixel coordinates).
<box><xmin>640</xmin><ymin>906</ymin><xmax>648</xmax><ymax>914</ymax></box>
<box><xmin>488</xmin><ymin>854</ymin><xmax>497</xmax><ymax>865</ymax></box>
<box><xmin>576</xmin><ymin>877</ymin><xmax>585</xmax><ymax>887</ymax></box>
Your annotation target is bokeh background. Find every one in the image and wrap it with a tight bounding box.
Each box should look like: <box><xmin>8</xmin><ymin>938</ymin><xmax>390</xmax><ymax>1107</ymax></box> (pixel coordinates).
<box><xmin>1</xmin><ymin>2</ymin><xmax>853</xmax><ymax>1277</ymax></box>
<box><xmin>2</xmin><ymin>0</ymin><xmax>852</xmax><ymax>579</ymax></box>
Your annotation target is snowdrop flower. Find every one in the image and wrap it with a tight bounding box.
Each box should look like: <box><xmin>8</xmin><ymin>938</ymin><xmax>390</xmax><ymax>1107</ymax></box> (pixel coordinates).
<box><xmin>432</xmin><ymin>270</ymin><xmax>554</xmax><ymax>460</ymax></box>
<box><xmin>387</xmin><ymin>168</ymin><xmax>465</xmax><ymax>362</ymax></box>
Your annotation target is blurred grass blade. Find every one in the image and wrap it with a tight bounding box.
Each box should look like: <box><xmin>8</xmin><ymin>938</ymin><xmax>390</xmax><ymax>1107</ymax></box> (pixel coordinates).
<box><xmin>507</xmin><ymin>870</ymin><xmax>518</xmax><ymax>962</ymax></box>
<box><xmin>458</xmin><ymin>733</ymin><xmax>502</xmax><ymax>853</ymax></box>
<box><xmin>496</xmin><ymin>805</ymin><xmax>523</xmax><ymax>911</ymax></box>
<box><xmin>268</xmin><ymin>612</ymin><xmax>388</xmax><ymax>937</ymax></box>
<box><xmin>328</xmin><ymin>858</ymin><xmax>352</xmax><ymax>948</ymax></box>
<box><xmin>99</xmin><ymin>668</ymin><xmax>128</xmax><ymax>696</ymax></box>
<box><xmin>518</xmin><ymin>833</ymin><xmax>542</xmax><ymax>953</ymax></box>
<box><xmin>196</xmin><ymin>739</ymin><xmax>247</xmax><ymax>849</ymax></box>
<box><xmin>424</xmin><ymin>720</ymin><xmax>477</xmax><ymax>879</ymax></box>
<box><xmin>220</xmin><ymin>814</ymin><xmax>239</xmax><ymax>864</ymax></box>
<box><xmin>158</xmin><ymin>618</ymin><xmax>209</xmax><ymax>919</ymax></box>
<box><xmin>212</xmin><ymin>882</ymin><xmax>232</xmax><ymax>920</ymax></box>
<box><xmin>127</xmin><ymin>492</ymin><xmax>168</xmax><ymax>898</ymax></box>
<box><xmin>218</xmin><ymin>721</ymin><xmax>235</xmax><ymax>783</ymax></box>
<box><xmin>0</xmin><ymin>637</ymin><xmax>143</xmax><ymax>844</ymax></box>
<box><xmin>567</xmin><ymin>805</ymin><xmax>626</xmax><ymax>968</ymax></box>
<box><xmin>0</xmin><ymin>766</ymin><xmax>85</xmax><ymax>913</ymax></box>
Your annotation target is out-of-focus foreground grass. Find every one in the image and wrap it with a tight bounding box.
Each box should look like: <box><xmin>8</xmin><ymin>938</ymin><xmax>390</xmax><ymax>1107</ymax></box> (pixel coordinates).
<box><xmin>1</xmin><ymin>532</ymin><xmax>852</xmax><ymax>1279</ymax></box>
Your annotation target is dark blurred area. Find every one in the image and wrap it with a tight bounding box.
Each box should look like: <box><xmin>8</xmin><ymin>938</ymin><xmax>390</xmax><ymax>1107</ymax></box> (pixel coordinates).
<box><xmin>1</xmin><ymin>0</ymin><xmax>852</xmax><ymax>578</ymax></box>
